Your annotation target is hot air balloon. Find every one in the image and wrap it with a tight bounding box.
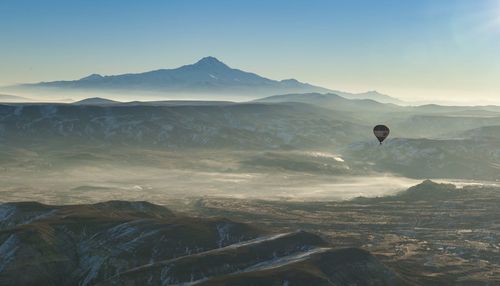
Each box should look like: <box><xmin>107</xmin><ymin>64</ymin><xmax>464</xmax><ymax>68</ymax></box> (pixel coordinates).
<box><xmin>373</xmin><ymin>125</ymin><xmax>390</xmax><ymax>144</ymax></box>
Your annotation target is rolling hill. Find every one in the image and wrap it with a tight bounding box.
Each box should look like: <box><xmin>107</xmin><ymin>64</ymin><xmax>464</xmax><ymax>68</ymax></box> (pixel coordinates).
<box><xmin>0</xmin><ymin>201</ymin><xmax>401</xmax><ymax>286</ymax></box>
<box><xmin>0</xmin><ymin>94</ymin><xmax>35</xmax><ymax>102</ymax></box>
<box><xmin>331</xmin><ymin>90</ymin><xmax>405</xmax><ymax>105</ymax></box>
<box><xmin>0</xmin><ymin>102</ymin><xmax>369</xmax><ymax>149</ymax></box>
<box><xmin>255</xmin><ymin>92</ymin><xmax>398</xmax><ymax>112</ymax></box>
<box><xmin>73</xmin><ymin>97</ymin><xmax>121</xmax><ymax>105</ymax></box>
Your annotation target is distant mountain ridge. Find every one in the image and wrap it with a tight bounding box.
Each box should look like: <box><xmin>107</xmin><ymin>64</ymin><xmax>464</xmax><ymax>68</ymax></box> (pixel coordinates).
<box><xmin>13</xmin><ymin>57</ymin><xmax>403</xmax><ymax>103</ymax></box>
<box><xmin>331</xmin><ymin>90</ymin><xmax>404</xmax><ymax>104</ymax></box>
<box><xmin>19</xmin><ymin>57</ymin><xmax>330</xmax><ymax>96</ymax></box>
<box><xmin>255</xmin><ymin>92</ymin><xmax>399</xmax><ymax>112</ymax></box>
<box><xmin>0</xmin><ymin>94</ymin><xmax>35</xmax><ymax>102</ymax></box>
<box><xmin>73</xmin><ymin>97</ymin><xmax>120</xmax><ymax>105</ymax></box>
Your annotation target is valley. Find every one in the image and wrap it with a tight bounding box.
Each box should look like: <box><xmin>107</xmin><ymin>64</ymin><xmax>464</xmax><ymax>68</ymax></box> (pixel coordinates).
<box><xmin>1</xmin><ymin>61</ymin><xmax>499</xmax><ymax>286</ymax></box>
<box><xmin>188</xmin><ymin>180</ymin><xmax>500</xmax><ymax>285</ymax></box>
<box><xmin>4</xmin><ymin>1</ymin><xmax>500</xmax><ymax>284</ymax></box>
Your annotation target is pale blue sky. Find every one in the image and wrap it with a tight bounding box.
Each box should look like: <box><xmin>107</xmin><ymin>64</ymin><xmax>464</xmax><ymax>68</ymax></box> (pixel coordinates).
<box><xmin>1</xmin><ymin>0</ymin><xmax>500</xmax><ymax>102</ymax></box>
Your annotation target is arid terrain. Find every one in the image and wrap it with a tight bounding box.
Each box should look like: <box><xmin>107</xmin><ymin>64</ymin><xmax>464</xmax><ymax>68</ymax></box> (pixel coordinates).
<box><xmin>186</xmin><ymin>180</ymin><xmax>500</xmax><ymax>285</ymax></box>
<box><xmin>1</xmin><ymin>180</ymin><xmax>499</xmax><ymax>285</ymax></box>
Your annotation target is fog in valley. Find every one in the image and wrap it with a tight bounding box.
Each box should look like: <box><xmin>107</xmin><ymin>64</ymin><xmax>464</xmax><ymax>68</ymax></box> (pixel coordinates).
<box><xmin>0</xmin><ymin>149</ymin><xmax>424</xmax><ymax>205</ymax></box>
<box><xmin>1</xmin><ymin>83</ymin><xmax>499</xmax><ymax>206</ymax></box>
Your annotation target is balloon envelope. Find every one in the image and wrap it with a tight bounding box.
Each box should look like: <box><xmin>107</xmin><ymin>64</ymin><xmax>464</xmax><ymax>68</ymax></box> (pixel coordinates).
<box><xmin>373</xmin><ymin>125</ymin><xmax>390</xmax><ymax>144</ymax></box>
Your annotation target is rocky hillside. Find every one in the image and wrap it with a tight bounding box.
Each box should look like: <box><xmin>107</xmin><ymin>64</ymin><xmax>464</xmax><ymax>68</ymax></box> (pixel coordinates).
<box><xmin>0</xmin><ymin>201</ymin><xmax>402</xmax><ymax>286</ymax></box>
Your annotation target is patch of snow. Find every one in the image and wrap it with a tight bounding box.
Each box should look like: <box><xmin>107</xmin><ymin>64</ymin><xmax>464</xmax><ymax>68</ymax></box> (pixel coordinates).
<box><xmin>176</xmin><ymin>243</ymin><xmax>331</xmax><ymax>286</ymax></box>
<box><xmin>224</xmin><ymin>232</ymin><xmax>292</xmax><ymax>249</ymax></box>
<box><xmin>24</xmin><ymin>209</ymin><xmax>58</xmax><ymax>225</ymax></box>
<box><xmin>118</xmin><ymin>229</ymin><xmax>161</xmax><ymax>253</ymax></box>
<box><xmin>106</xmin><ymin>222</ymin><xmax>139</xmax><ymax>240</ymax></box>
<box><xmin>160</xmin><ymin>265</ymin><xmax>172</xmax><ymax>286</ymax></box>
<box><xmin>131</xmin><ymin>185</ymin><xmax>143</xmax><ymax>191</ymax></box>
<box><xmin>216</xmin><ymin>223</ymin><xmax>231</xmax><ymax>248</ymax></box>
<box><xmin>242</xmin><ymin>247</ymin><xmax>331</xmax><ymax>272</ymax></box>
<box><xmin>306</xmin><ymin>151</ymin><xmax>345</xmax><ymax>162</ymax></box>
<box><xmin>78</xmin><ymin>255</ymin><xmax>105</xmax><ymax>286</ymax></box>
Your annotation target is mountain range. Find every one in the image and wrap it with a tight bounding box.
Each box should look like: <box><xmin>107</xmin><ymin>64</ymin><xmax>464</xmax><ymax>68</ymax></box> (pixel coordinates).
<box><xmin>255</xmin><ymin>92</ymin><xmax>399</xmax><ymax>112</ymax></box>
<box><xmin>11</xmin><ymin>57</ymin><xmax>403</xmax><ymax>103</ymax></box>
<box><xmin>0</xmin><ymin>102</ymin><xmax>368</xmax><ymax>149</ymax></box>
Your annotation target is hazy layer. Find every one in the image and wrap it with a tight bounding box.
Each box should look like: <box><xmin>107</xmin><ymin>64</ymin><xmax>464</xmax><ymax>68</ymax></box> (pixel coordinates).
<box><xmin>0</xmin><ymin>150</ymin><xmax>420</xmax><ymax>204</ymax></box>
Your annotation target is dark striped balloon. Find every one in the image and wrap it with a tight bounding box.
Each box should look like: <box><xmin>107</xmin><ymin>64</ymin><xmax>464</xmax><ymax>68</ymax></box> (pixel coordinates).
<box><xmin>373</xmin><ymin>125</ymin><xmax>390</xmax><ymax>144</ymax></box>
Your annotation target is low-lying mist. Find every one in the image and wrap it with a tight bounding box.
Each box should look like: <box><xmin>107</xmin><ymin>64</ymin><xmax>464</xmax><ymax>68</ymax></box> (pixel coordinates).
<box><xmin>0</xmin><ymin>149</ymin><xmax>422</xmax><ymax>205</ymax></box>
<box><xmin>0</xmin><ymin>87</ymin><xmax>260</xmax><ymax>103</ymax></box>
